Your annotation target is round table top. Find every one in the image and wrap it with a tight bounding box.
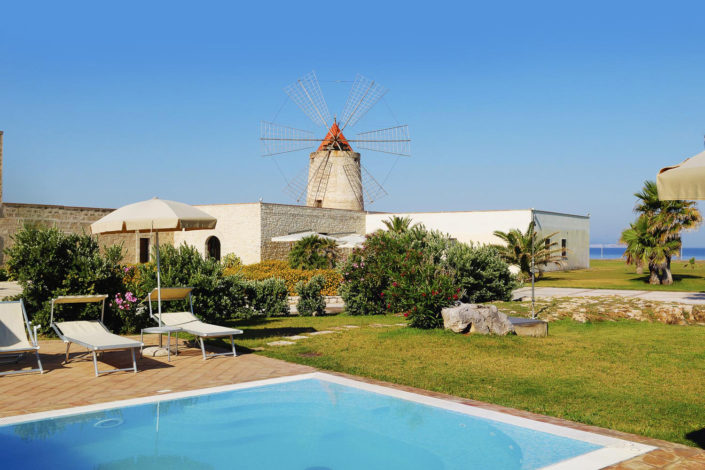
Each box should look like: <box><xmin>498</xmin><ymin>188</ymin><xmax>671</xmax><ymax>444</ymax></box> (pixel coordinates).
<box><xmin>142</xmin><ymin>325</ymin><xmax>182</xmax><ymax>333</ymax></box>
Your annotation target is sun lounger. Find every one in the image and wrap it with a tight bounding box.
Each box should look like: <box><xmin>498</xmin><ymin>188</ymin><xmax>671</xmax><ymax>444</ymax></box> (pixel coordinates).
<box><xmin>50</xmin><ymin>295</ymin><xmax>142</xmax><ymax>377</ymax></box>
<box><xmin>0</xmin><ymin>300</ymin><xmax>43</xmax><ymax>376</ymax></box>
<box><xmin>147</xmin><ymin>287</ymin><xmax>243</xmax><ymax>360</ymax></box>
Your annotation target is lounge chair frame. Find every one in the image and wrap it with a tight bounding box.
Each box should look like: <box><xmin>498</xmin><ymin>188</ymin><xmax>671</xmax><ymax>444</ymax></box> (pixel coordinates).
<box><xmin>0</xmin><ymin>300</ymin><xmax>44</xmax><ymax>376</ymax></box>
<box><xmin>50</xmin><ymin>295</ymin><xmax>141</xmax><ymax>377</ymax></box>
<box><xmin>147</xmin><ymin>287</ymin><xmax>241</xmax><ymax>360</ymax></box>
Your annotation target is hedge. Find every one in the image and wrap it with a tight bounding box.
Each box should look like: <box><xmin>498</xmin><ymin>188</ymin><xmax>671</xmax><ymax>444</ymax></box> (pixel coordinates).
<box><xmin>225</xmin><ymin>260</ymin><xmax>341</xmax><ymax>296</ymax></box>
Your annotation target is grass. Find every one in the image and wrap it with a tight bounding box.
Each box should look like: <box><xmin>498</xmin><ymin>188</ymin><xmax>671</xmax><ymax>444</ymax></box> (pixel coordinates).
<box><xmin>537</xmin><ymin>259</ymin><xmax>705</xmax><ymax>292</ymax></box>
<box><xmin>220</xmin><ymin>313</ymin><xmax>705</xmax><ymax>448</ymax></box>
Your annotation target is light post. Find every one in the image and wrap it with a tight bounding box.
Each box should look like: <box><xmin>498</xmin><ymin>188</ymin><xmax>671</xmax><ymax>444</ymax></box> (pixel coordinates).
<box><xmin>531</xmin><ymin>209</ymin><xmax>536</xmax><ymax>320</ymax></box>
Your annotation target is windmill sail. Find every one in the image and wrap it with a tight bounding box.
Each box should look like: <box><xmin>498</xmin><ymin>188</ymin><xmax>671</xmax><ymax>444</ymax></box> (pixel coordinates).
<box><xmin>360</xmin><ymin>164</ymin><xmax>388</xmax><ymax>204</ymax></box>
<box><xmin>260</xmin><ymin>121</ymin><xmax>318</xmax><ymax>157</ymax></box>
<box><xmin>339</xmin><ymin>74</ymin><xmax>388</xmax><ymax>130</ymax></box>
<box><xmin>284</xmin><ymin>71</ymin><xmax>331</xmax><ymax>128</ymax></box>
<box><xmin>351</xmin><ymin>125</ymin><xmax>411</xmax><ymax>156</ymax></box>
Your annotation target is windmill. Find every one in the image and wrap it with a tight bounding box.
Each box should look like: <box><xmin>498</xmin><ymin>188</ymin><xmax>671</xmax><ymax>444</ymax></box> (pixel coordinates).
<box><xmin>260</xmin><ymin>71</ymin><xmax>411</xmax><ymax>211</ymax></box>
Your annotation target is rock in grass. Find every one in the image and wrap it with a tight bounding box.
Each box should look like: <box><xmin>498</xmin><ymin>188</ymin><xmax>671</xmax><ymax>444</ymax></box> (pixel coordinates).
<box><xmin>441</xmin><ymin>303</ymin><xmax>515</xmax><ymax>336</ymax></box>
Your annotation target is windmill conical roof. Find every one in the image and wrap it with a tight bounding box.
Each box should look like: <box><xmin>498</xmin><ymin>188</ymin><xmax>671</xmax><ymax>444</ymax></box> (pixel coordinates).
<box><xmin>318</xmin><ymin>121</ymin><xmax>352</xmax><ymax>151</ymax></box>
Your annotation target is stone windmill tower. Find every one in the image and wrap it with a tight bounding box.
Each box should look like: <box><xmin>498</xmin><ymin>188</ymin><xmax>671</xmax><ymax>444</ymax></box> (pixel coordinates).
<box><xmin>260</xmin><ymin>72</ymin><xmax>411</xmax><ymax>211</ymax></box>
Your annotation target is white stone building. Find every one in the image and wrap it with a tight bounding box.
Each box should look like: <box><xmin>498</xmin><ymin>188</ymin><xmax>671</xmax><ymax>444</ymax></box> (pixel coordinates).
<box><xmin>168</xmin><ymin>203</ymin><xmax>589</xmax><ymax>270</ymax></box>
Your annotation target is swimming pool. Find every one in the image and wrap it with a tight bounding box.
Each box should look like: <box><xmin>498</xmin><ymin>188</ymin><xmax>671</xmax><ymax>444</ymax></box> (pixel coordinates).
<box><xmin>0</xmin><ymin>372</ymin><xmax>653</xmax><ymax>469</ymax></box>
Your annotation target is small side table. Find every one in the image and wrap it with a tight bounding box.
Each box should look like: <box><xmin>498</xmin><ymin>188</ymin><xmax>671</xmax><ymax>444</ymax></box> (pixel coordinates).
<box><xmin>141</xmin><ymin>326</ymin><xmax>182</xmax><ymax>361</ymax></box>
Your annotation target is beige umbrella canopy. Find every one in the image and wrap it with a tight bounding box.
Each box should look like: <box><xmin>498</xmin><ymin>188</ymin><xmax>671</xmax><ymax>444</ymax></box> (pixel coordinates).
<box><xmin>657</xmin><ymin>150</ymin><xmax>705</xmax><ymax>200</ymax></box>
<box><xmin>91</xmin><ymin>197</ymin><xmax>217</xmax><ymax>234</ymax></box>
<box><xmin>91</xmin><ymin>197</ymin><xmax>217</xmax><ymax>326</ymax></box>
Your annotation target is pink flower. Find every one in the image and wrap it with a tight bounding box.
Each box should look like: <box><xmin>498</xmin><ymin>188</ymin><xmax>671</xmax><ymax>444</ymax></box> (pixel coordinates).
<box><xmin>123</xmin><ymin>267</ymin><xmax>129</xmax><ymax>273</ymax></box>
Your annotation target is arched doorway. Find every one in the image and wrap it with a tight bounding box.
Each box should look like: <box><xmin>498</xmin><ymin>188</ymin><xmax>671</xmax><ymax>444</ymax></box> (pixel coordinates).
<box><xmin>206</xmin><ymin>236</ymin><xmax>221</xmax><ymax>261</ymax></box>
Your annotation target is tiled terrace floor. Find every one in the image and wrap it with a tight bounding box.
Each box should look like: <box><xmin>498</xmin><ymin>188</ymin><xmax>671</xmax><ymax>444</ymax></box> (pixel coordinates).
<box><xmin>1</xmin><ymin>337</ymin><xmax>703</xmax><ymax>469</ymax></box>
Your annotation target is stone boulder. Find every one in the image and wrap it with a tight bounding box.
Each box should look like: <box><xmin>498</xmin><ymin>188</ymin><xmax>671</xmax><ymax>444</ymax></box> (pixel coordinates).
<box><xmin>441</xmin><ymin>303</ymin><xmax>515</xmax><ymax>336</ymax></box>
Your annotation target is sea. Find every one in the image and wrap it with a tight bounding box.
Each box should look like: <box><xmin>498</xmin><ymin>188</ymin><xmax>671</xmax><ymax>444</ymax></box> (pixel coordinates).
<box><xmin>590</xmin><ymin>246</ymin><xmax>705</xmax><ymax>260</ymax></box>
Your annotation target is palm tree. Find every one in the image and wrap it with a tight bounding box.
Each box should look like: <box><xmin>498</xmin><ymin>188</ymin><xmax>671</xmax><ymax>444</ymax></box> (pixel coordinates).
<box><xmin>626</xmin><ymin>180</ymin><xmax>702</xmax><ymax>285</ymax></box>
<box><xmin>287</xmin><ymin>235</ymin><xmax>339</xmax><ymax>269</ymax></box>
<box><xmin>382</xmin><ymin>216</ymin><xmax>416</xmax><ymax>233</ymax></box>
<box><xmin>620</xmin><ymin>216</ymin><xmax>680</xmax><ymax>283</ymax></box>
<box><xmin>492</xmin><ymin>221</ymin><xmax>563</xmax><ymax>281</ymax></box>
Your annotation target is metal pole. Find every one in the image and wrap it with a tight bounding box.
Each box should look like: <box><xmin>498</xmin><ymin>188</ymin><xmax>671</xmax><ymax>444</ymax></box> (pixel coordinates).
<box><xmin>531</xmin><ymin>209</ymin><xmax>536</xmax><ymax>320</ymax></box>
<box><xmin>155</xmin><ymin>230</ymin><xmax>163</xmax><ymax>348</ymax></box>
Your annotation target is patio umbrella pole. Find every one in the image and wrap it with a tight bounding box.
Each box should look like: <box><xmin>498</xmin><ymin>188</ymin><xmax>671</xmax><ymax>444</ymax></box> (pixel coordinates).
<box><xmin>156</xmin><ymin>230</ymin><xmax>163</xmax><ymax>348</ymax></box>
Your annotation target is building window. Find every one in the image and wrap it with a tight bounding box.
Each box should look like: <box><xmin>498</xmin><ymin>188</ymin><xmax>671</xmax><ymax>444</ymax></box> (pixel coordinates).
<box><xmin>139</xmin><ymin>238</ymin><xmax>150</xmax><ymax>263</ymax></box>
<box><xmin>561</xmin><ymin>239</ymin><xmax>567</xmax><ymax>258</ymax></box>
<box><xmin>206</xmin><ymin>236</ymin><xmax>221</xmax><ymax>261</ymax></box>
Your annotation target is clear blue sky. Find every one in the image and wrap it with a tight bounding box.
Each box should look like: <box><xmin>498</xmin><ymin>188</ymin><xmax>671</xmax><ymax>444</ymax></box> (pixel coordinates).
<box><xmin>2</xmin><ymin>1</ymin><xmax>705</xmax><ymax>245</ymax></box>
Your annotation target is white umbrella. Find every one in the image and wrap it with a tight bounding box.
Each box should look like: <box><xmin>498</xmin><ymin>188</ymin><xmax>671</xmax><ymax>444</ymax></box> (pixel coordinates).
<box><xmin>333</xmin><ymin>234</ymin><xmax>366</xmax><ymax>248</ymax></box>
<box><xmin>657</xmin><ymin>150</ymin><xmax>705</xmax><ymax>200</ymax></box>
<box><xmin>91</xmin><ymin>197</ymin><xmax>217</xmax><ymax>326</ymax></box>
<box><xmin>270</xmin><ymin>231</ymin><xmax>338</xmax><ymax>242</ymax></box>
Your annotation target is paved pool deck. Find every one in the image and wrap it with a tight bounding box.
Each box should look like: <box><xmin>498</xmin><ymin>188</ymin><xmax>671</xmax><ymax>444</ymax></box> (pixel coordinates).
<box><xmin>514</xmin><ymin>286</ymin><xmax>705</xmax><ymax>305</ymax></box>
<box><xmin>0</xmin><ymin>337</ymin><xmax>703</xmax><ymax>469</ymax></box>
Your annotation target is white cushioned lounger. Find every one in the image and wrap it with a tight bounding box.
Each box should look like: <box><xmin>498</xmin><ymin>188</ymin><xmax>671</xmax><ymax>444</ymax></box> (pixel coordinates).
<box><xmin>51</xmin><ymin>295</ymin><xmax>142</xmax><ymax>377</ymax></box>
<box><xmin>147</xmin><ymin>288</ymin><xmax>243</xmax><ymax>360</ymax></box>
<box><xmin>0</xmin><ymin>300</ymin><xmax>43</xmax><ymax>376</ymax></box>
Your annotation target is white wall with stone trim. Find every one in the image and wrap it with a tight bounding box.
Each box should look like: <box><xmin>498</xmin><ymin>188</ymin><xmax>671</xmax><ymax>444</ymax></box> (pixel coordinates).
<box><xmin>366</xmin><ymin>209</ymin><xmax>590</xmax><ymax>270</ymax></box>
<box><xmin>173</xmin><ymin>203</ymin><xmax>262</xmax><ymax>264</ymax></box>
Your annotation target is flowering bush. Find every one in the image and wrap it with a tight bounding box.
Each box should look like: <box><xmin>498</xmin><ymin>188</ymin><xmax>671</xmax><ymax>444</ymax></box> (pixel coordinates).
<box><xmin>382</xmin><ymin>248</ymin><xmax>457</xmax><ymax>329</ymax></box>
<box><xmin>229</xmin><ymin>260</ymin><xmax>341</xmax><ymax>296</ymax></box>
<box><xmin>112</xmin><ymin>291</ymin><xmax>138</xmax><ymax>311</ymax></box>
<box><xmin>340</xmin><ymin>227</ymin><xmax>455</xmax><ymax>322</ymax></box>
<box><xmin>340</xmin><ymin>226</ymin><xmax>515</xmax><ymax>328</ymax></box>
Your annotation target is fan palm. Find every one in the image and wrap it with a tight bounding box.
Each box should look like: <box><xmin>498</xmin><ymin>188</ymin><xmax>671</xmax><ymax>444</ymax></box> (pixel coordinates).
<box><xmin>287</xmin><ymin>235</ymin><xmax>339</xmax><ymax>269</ymax></box>
<box><xmin>625</xmin><ymin>180</ymin><xmax>702</xmax><ymax>284</ymax></box>
<box><xmin>382</xmin><ymin>216</ymin><xmax>416</xmax><ymax>233</ymax></box>
<box><xmin>492</xmin><ymin>221</ymin><xmax>563</xmax><ymax>281</ymax></box>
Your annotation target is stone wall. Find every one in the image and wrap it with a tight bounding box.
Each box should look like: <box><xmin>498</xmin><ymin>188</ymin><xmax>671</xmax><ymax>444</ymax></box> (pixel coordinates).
<box><xmin>260</xmin><ymin>203</ymin><xmax>365</xmax><ymax>261</ymax></box>
<box><xmin>0</xmin><ymin>202</ymin><xmax>120</xmax><ymax>264</ymax></box>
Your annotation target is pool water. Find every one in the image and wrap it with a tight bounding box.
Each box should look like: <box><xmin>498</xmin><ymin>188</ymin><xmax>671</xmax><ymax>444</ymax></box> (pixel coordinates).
<box><xmin>1</xmin><ymin>378</ymin><xmax>606</xmax><ymax>469</ymax></box>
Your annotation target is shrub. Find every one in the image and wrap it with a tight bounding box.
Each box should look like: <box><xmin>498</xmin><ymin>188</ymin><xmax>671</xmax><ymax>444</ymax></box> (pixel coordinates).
<box><xmin>288</xmin><ymin>235</ymin><xmax>339</xmax><ymax>269</ymax></box>
<box><xmin>295</xmin><ymin>275</ymin><xmax>326</xmax><ymax>316</ymax></box>
<box><xmin>135</xmin><ymin>244</ymin><xmax>249</xmax><ymax>323</ymax></box>
<box><xmin>445</xmin><ymin>243</ymin><xmax>516</xmax><ymax>303</ymax></box>
<box><xmin>244</xmin><ymin>278</ymin><xmax>289</xmax><ymax>316</ymax></box>
<box><xmin>339</xmin><ymin>227</ymin><xmax>454</xmax><ymax>321</ymax></box>
<box><xmin>221</xmin><ymin>253</ymin><xmax>242</xmax><ymax>270</ymax></box>
<box><xmin>4</xmin><ymin>225</ymin><xmax>138</xmax><ymax>334</ymax></box>
<box><xmin>340</xmin><ymin>227</ymin><xmax>515</xmax><ymax>328</ymax></box>
<box><xmin>0</xmin><ymin>267</ymin><xmax>8</xmax><ymax>281</ymax></box>
<box><xmin>231</xmin><ymin>260</ymin><xmax>341</xmax><ymax>296</ymax></box>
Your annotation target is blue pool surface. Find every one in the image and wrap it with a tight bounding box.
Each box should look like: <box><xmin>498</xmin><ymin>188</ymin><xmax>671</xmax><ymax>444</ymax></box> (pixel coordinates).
<box><xmin>0</xmin><ymin>379</ymin><xmax>601</xmax><ymax>469</ymax></box>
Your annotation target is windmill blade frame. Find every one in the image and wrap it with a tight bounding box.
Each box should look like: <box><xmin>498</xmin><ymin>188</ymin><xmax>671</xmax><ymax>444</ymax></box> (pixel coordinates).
<box><xmin>360</xmin><ymin>163</ymin><xmax>388</xmax><ymax>204</ymax></box>
<box><xmin>339</xmin><ymin>74</ymin><xmax>388</xmax><ymax>130</ymax></box>
<box><xmin>283</xmin><ymin>71</ymin><xmax>332</xmax><ymax>128</ymax></box>
<box><xmin>260</xmin><ymin>121</ymin><xmax>319</xmax><ymax>157</ymax></box>
<box><xmin>349</xmin><ymin>125</ymin><xmax>411</xmax><ymax>157</ymax></box>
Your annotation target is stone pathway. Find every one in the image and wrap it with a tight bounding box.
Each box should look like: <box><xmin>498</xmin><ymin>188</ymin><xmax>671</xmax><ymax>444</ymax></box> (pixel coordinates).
<box><xmin>266</xmin><ymin>325</ymin><xmax>368</xmax><ymax>347</ymax></box>
<box><xmin>514</xmin><ymin>286</ymin><xmax>705</xmax><ymax>305</ymax></box>
<box><xmin>0</xmin><ymin>281</ymin><xmax>21</xmax><ymax>300</ymax></box>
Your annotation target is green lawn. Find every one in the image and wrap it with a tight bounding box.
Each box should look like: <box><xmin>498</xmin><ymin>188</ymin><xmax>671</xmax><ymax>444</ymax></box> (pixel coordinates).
<box><xmin>537</xmin><ymin>259</ymin><xmax>705</xmax><ymax>292</ymax></box>
<box><xmin>220</xmin><ymin>313</ymin><xmax>705</xmax><ymax>448</ymax></box>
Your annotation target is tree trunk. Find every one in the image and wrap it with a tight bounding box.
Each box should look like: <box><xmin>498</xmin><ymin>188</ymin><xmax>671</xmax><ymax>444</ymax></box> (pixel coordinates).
<box><xmin>662</xmin><ymin>256</ymin><xmax>674</xmax><ymax>285</ymax></box>
<box><xmin>648</xmin><ymin>263</ymin><xmax>660</xmax><ymax>285</ymax></box>
<box><xmin>636</xmin><ymin>264</ymin><xmax>644</xmax><ymax>275</ymax></box>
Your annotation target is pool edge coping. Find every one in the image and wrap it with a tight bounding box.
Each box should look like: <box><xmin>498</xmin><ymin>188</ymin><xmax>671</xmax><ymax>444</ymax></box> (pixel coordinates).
<box><xmin>0</xmin><ymin>371</ymin><xmax>656</xmax><ymax>469</ymax></box>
